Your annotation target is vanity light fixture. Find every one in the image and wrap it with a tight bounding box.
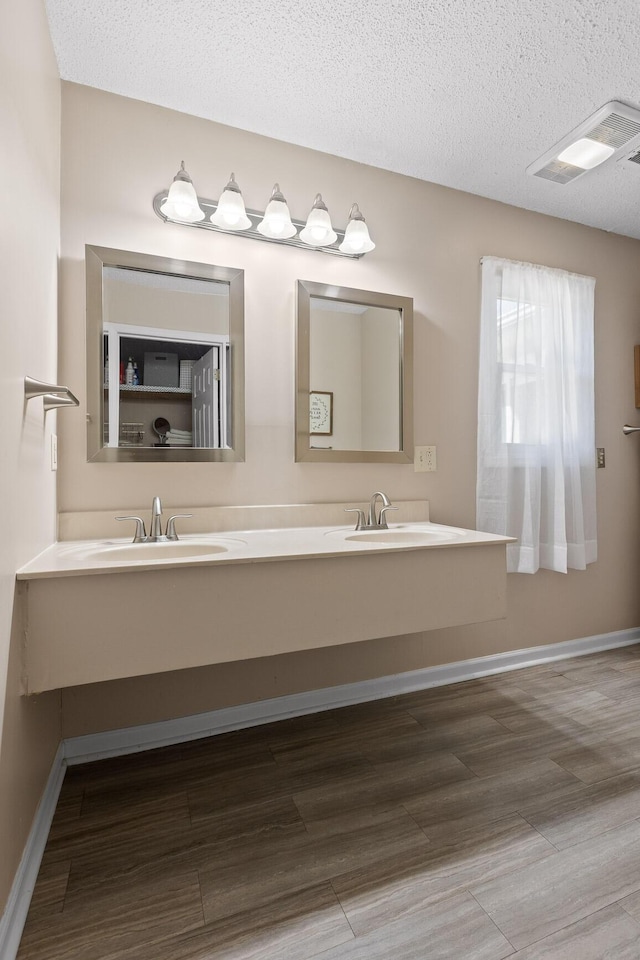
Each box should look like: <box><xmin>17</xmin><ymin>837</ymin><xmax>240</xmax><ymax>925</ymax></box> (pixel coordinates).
<box><xmin>159</xmin><ymin>162</ymin><xmax>205</xmax><ymax>222</ymax></box>
<box><xmin>256</xmin><ymin>183</ymin><xmax>297</xmax><ymax>239</ymax></box>
<box><xmin>154</xmin><ymin>164</ymin><xmax>375</xmax><ymax>258</ymax></box>
<box><xmin>299</xmin><ymin>194</ymin><xmax>337</xmax><ymax>247</ymax></box>
<box><xmin>339</xmin><ymin>203</ymin><xmax>375</xmax><ymax>254</ymax></box>
<box><xmin>210</xmin><ymin>173</ymin><xmax>252</xmax><ymax>230</ymax></box>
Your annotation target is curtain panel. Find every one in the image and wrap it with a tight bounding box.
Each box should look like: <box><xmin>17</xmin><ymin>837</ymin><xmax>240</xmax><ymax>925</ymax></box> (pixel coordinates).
<box><xmin>476</xmin><ymin>257</ymin><xmax>597</xmax><ymax>574</ymax></box>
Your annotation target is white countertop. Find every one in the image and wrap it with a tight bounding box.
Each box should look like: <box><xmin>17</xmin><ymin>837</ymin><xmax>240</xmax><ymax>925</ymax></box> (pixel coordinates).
<box><xmin>17</xmin><ymin>522</ymin><xmax>514</xmax><ymax>580</ymax></box>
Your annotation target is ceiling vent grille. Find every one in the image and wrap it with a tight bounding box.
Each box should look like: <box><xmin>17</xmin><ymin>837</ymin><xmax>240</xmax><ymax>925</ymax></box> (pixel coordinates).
<box><xmin>532</xmin><ymin>160</ymin><xmax>584</xmax><ymax>184</ymax></box>
<box><xmin>527</xmin><ymin>101</ymin><xmax>640</xmax><ymax>184</ymax></box>
<box><xmin>588</xmin><ymin>113</ymin><xmax>640</xmax><ymax>148</ymax></box>
<box><xmin>624</xmin><ymin>149</ymin><xmax>640</xmax><ymax>166</ymax></box>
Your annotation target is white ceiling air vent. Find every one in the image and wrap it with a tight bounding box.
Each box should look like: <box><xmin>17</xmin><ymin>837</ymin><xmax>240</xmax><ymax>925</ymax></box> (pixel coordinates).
<box><xmin>527</xmin><ymin>101</ymin><xmax>640</xmax><ymax>184</ymax></box>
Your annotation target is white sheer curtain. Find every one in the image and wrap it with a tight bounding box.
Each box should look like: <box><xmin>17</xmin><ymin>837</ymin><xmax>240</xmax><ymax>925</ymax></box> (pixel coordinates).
<box><xmin>476</xmin><ymin>257</ymin><xmax>597</xmax><ymax>574</ymax></box>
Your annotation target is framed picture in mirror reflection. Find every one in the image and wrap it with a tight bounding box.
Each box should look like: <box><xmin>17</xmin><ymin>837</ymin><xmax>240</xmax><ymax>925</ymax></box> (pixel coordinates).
<box><xmin>310</xmin><ymin>391</ymin><xmax>333</xmax><ymax>435</ymax></box>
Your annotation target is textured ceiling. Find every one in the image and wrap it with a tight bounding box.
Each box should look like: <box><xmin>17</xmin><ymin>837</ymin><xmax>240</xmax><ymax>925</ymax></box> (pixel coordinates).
<box><xmin>44</xmin><ymin>0</ymin><xmax>640</xmax><ymax>238</ymax></box>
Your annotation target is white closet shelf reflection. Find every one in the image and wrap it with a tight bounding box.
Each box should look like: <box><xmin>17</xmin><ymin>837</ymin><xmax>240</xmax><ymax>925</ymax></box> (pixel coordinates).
<box><xmin>112</xmin><ymin>384</ymin><xmax>192</xmax><ymax>397</ymax></box>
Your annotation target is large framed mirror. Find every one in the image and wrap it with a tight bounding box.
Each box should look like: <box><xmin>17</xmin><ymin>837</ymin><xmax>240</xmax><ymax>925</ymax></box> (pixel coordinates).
<box><xmin>295</xmin><ymin>280</ymin><xmax>413</xmax><ymax>462</ymax></box>
<box><xmin>86</xmin><ymin>246</ymin><xmax>245</xmax><ymax>462</ymax></box>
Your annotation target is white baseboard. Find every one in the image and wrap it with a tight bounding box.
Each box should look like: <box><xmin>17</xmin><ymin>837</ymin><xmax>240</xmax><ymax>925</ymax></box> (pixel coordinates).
<box><xmin>3</xmin><ymin>625</ymin><xmax>639</xmax><ymax>960</ymax></box>
<box><xmin>0</xmin><ymin>744</ymin><xmax>66</xmax><ymax>960</ymax></box>
<box><xmin>63</xmin><ymin>626</ymin><xmax>640</xmax><ymax>765</ymax></box>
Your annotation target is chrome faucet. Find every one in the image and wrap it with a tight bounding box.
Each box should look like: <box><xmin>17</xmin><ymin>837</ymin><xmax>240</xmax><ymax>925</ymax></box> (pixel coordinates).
<box><xmin>345</xmin><ymin>491</ymin><xmax>398</xmax><ymax>531</ymax></box>
<box><xmin>149</xmin><ymin>496</ymin><xmax>164</xmax><ymax>541</ymax></box>
<box><xmin>116</xmin><ymin>497</ymin><xmax>193</xmax><ymax>543</ymax></box>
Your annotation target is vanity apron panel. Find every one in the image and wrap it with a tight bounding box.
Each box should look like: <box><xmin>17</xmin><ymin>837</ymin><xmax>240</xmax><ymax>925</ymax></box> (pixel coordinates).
<box><xmin>23</xmin><ymin>544</ymin><xmax>507</xmax><ymax>693</ymax></box>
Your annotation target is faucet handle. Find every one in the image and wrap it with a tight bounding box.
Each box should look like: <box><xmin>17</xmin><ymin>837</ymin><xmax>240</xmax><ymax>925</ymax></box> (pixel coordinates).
<box><xmin>165</xmin><ymin>514</ymin><xmax>193</xmax><ymax>541</ymax></box>
<box><xmin>378</xmin><ymin>505</ymin><xmax>399</xmax><ymax>529</ymax></box>
<box><xmin>115</xmin><ymin>516</ymin><xmax>147</xmax><ymax>543</ymax></box>
<box><xmin>344</xmin><ymin>507</ymin><xmax>366</xmax><ymax>530</ymax></box>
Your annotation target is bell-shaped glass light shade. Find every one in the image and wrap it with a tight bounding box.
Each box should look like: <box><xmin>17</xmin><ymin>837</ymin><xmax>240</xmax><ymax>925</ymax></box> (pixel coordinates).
<box><xmin>299</xmin><ymin>194</ymin><xmax>337</xmax><ymax>246</ymax></box>
<box><xmin>338</xmin><ymin>203</ymin><xmax>375</xmax><ymax>254</ymax></box>
<box><xmin>256</xmin><ymin>184</ymin><xmax>297</xmax><ymax>239</ymax></box>
<box><xmin>160</xmin><ymin>162</ymin><xmax>205</xmax><ymax>222</ymax></box>
<box><xmin>210</xmin><ymin>173</ymin><xmax>252</xmax><ymax>230</ymax></box>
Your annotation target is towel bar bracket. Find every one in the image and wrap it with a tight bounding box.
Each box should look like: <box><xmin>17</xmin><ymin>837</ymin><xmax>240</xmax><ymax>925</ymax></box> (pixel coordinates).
<box><xmin>25</xmin><ymin>376</ymin><xmax>79</xmax><ymax>409</ymax></box>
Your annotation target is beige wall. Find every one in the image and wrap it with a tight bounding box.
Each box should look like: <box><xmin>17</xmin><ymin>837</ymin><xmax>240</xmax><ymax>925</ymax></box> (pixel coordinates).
<box><xmin>59</xmin><ymin>82</ymin><xmax>640</xmax><ymax>737</ymax></box>
<box><xmin>309</xmin><ymin>305</ymin><xmax>400</xmax><ymax>451</ymax></box>
<box><xmin>361</xmin><ymin>306</ymin><xmax>401</xmax><ymax>450</ymax></box>
<box><xmin>310</xmin><ymin>308</ymin><xmax>363</xmax><ymax>448</ymax></box>
<box><xmin>0</xmin><ymin>0</ymin><xmax>61</xmax><ymax>912</ymax></box>
<box><xmin>105</xmin><ymin>277</ymin><xmax>229</xmax><ymax>336</ymax></box>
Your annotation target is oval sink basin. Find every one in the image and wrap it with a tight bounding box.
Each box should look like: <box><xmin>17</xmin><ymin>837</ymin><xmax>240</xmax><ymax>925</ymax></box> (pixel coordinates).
<box><xmin>83</xmin><ymin>538</ymin><xmax>245</xmax><ymax>562</ymax></box>
<box><xmin>346</xmin><ymin>530</ymin><xmax>453</xmax><ymax>544</ymax></box>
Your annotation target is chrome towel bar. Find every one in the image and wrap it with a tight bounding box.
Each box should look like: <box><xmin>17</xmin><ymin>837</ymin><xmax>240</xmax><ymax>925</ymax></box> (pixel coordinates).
<box><xmin>25</xmin><ymin>376</ymin><xmax>79</xmax><ymax>409</ymax></box>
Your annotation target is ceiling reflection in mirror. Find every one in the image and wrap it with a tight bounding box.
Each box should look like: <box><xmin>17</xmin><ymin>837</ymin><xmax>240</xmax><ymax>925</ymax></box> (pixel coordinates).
<box><xmin>86</xmin><ymin>247</ymin><xmax>244</xmax><ymax>462</ymax></box>
<box><xmin>296</xmin><ymin>281</ymin><xmax>413</xmax><ymax>463</ymax></box>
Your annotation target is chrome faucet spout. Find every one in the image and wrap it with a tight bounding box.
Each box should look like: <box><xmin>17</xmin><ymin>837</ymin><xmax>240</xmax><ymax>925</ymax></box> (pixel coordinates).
<box><xmin>149</xmin><ymin>496</ymin><xmax>164</xmax><ymax>541</ymax></box>
<box><xmin>367</xmin><ymin>491</ymin><xmax>391</xmax><ymax>527</ymax></box>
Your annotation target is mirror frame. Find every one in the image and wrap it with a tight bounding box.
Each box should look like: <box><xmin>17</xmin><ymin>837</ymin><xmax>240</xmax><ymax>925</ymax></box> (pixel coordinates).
<box><xmin>86</xmin><ymin>245</ymin><xmax>245</xmax><ymax>462</ymax></box>
<box><xmin>295</xmin><ymin>280</ymin><xmax>413</xmax><ymax>463</ymax></box>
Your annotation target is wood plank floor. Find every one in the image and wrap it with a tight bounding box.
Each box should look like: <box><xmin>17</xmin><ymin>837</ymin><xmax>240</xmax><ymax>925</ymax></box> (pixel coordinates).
<box><xmin>17</xmin><ymin>644</ymin><xmax>640</xmax><ymax>959</ymax></box>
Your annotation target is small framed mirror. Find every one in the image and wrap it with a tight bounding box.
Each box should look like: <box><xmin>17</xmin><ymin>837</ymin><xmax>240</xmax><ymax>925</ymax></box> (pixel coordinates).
<box><xmin>295</xmin><ymin>280</ymin><xmax>413</xmax><ymax>462</ymax></box>
<box><xmin>86</xmin><ymin>246</ymin><xmax>245</xmax><ymax>462</ymax></box>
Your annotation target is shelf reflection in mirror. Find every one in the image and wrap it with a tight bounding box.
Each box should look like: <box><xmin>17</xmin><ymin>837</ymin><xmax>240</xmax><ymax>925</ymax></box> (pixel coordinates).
<box><xmin>295</xmin><ymin>280</ymin><xmax>413</xmax><ymax>463</ymax></box>
<box><xmin>86</xmin><ymin>246</ymin><xmax>244</xmax><ymax>462</ymax></box>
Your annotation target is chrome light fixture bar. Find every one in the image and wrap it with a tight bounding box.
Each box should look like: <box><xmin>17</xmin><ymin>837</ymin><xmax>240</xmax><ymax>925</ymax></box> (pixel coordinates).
<box><xmin>153</xmin><ymin>166</ymin><xmax>375</xmax><ymax>259</ymax></box>
<box><xmin>153</xmin><ymin>190</ymin><xmax>367</xmax><ymax>258</ymax></box>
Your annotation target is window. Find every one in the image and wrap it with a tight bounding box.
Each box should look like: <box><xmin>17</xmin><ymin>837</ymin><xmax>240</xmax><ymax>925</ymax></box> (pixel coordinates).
<box><xmin>477</xmin><ymin>257</ymin><xmax>597</xmax><ymax>574</ymax></box>
<box><xmin>497</xmin><ymin>296</ymin><xmax>540</xmax><ymax>446</ymax></box>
